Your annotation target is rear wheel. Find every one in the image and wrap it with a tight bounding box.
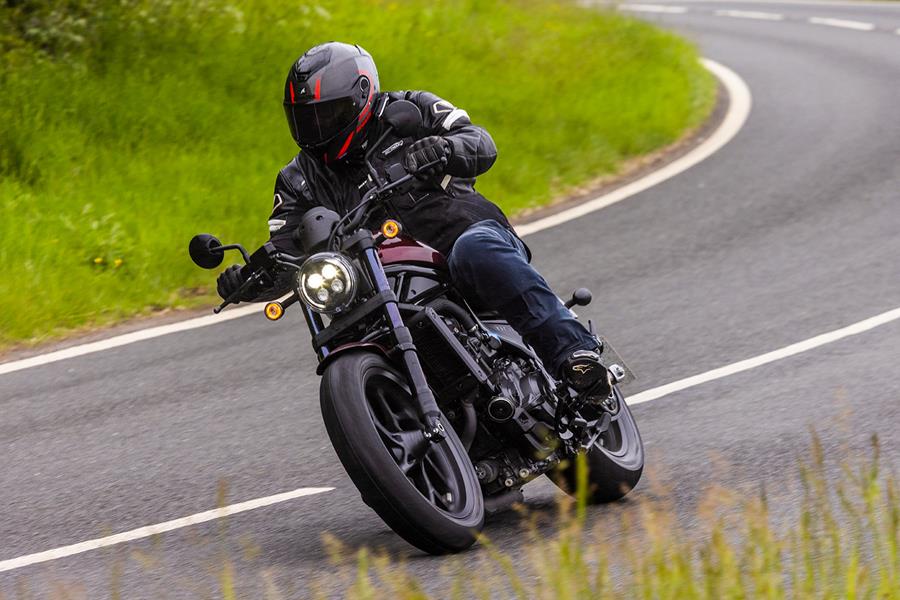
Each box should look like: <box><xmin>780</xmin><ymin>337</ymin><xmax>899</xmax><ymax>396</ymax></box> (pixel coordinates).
<box><xmin>320</xmin><ymin>351</ymin><xmax>484</xmax><ymax>554</ymax></box>
<box><xmin>551</xmin><ymin>386</ymin><xmax>644</xmax><ymax>503</ymax></box>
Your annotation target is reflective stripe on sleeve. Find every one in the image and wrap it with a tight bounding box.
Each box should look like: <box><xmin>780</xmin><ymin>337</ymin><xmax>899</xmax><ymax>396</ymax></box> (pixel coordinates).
<box><xmin>442</xmin><ymin>109</ymin><xmax>469</xmax><ymax>130</ymax></box>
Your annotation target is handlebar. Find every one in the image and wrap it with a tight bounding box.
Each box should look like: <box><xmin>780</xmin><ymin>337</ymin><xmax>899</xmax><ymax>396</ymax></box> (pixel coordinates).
<box><xmin>332</xmin><ymin>156</ymin><xmax>446</xmax><ymax>247</ymax></box>
<box><xmin>207</xmin><ymin>139</ymin><xmax>446</xmax><ymax>313</ymax></box>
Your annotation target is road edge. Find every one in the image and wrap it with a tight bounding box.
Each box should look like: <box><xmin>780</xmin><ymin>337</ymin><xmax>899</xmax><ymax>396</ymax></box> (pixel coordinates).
<box><xmin>0</xmin><ymin>58</ymin><xmax>752</xmax><ymax>375</ymax></box>
<box><xmin>516</xmin><ymin>59</ymin><xmax>751</xmax><ymax>237</ymax></box>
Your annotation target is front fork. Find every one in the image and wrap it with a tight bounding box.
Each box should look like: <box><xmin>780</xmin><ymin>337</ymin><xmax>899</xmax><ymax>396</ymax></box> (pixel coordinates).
<box><xmin>360</xmin><ymin>242</ymin><xmax>445</xmax><ymax>441</ymax></box>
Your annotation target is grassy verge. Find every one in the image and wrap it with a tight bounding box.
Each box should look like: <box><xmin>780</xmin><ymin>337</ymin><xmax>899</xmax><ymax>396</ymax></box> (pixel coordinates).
<box><xmin>0</xmin><ymin>0</ymin><xmax>715</xmax><ymax>347</ymax></box>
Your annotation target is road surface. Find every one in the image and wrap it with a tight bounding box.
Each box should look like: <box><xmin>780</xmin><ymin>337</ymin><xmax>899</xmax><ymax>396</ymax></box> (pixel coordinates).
<box><xmin>2</xmin><ymin>1</ymin><xmax>899</xmax><ymax>596</ymax></box>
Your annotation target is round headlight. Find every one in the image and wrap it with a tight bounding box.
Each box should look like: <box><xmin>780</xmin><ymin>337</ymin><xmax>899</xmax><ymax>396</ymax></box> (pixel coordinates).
<box><xmin>295</xmin><ymin>252</ymin><xmax>358</xmax><ymax>314</ymax></box>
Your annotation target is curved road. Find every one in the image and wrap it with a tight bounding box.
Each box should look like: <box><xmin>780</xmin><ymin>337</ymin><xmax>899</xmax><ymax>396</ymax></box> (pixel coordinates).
<box><xmin>2</xmin><ymin>1</ymin><xmax>900</xmax><ymax>596</ymax></box>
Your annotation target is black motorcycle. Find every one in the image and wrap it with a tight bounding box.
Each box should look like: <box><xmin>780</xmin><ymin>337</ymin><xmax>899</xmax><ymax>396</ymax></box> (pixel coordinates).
<box><xmin>188</xmin><ymin>100</ymin><xmax>643</xmax><ymax>555</ymax></box>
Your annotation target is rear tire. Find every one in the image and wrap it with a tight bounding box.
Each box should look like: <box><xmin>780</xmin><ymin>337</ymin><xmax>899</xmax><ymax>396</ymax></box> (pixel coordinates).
<box><xmin>320</xmin><ymin>351</ymin><xmax>484</xmax><ymax>554</ymax></box>
<box><xmin>551</xmin><ymin>386</ymin><xmax>644</xmax><ymax>503</ymax></box>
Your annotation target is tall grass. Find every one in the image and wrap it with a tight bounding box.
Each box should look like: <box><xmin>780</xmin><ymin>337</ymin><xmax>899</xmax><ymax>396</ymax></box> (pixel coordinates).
<box><xmin>0</xmin><ymin>0</ymin><xmax>715</xmax><ymax>346</ymax></box>
<box><xmin>316</xmin><ymin>434</ymin><xmax>900</xmax><ymax>599</ymax></box>
<box><xmin>4</xmin><ymin>434</ymin><xmax>896</xmax><ymax>597</ymax></box>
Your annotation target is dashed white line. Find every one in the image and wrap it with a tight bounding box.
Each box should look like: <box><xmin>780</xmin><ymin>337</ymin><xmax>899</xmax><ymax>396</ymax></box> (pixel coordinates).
<box><xmin>669</xmin><ymin>0</ymin><xmax>899</xmax><ymax>6</ymax></box>
<box><xmin>4</xmin><ymin>304</ymin><xmax>900</xmax><ymax>574</ymax></box>
<box><xmin>619</xmin><ymin>3</ymin><xmax>689</xmax><ymax>13</ymax></box>
<box><xmin>628</xmin><ymin>306</ymin><xmax>900</xmax><ymax>405</ymax></box>
<box><xmin>715</xmin><ymin>9</ymin><xmax>784</xmax><ymax>20</ymax></box>
<box><xmin>808</xmin><ymin>16</ymin><xmax>875</xmax><ymax>30</ymax></box>
<box><xmin>0</xmin><ymin>487</ymin><xmax>333</xmax><ymax>574</ymax></box>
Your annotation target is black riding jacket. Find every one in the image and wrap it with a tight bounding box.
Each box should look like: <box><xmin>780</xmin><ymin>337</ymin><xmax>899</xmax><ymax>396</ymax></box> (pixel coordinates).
<box><xmin>266</xmin><ymin>90</ymin><xmax>514</xmax><ymax>259</ymax></box>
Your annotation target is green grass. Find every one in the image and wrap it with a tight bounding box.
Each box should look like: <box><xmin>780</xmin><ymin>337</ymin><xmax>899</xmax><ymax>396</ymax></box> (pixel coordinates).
<box><xmin>304</xmin><ymin>434</ymin><xmax>900</xmax><ymax>599</ymax></box>
<box><xmin>14</xmin><ymin>433</ymin><xmax>896</xmax><ymax>598</ymax></box>
<box><xmin>0</xmin><ymin>0</ymin><xmax>715</xmax><ymax>347</ymax></box>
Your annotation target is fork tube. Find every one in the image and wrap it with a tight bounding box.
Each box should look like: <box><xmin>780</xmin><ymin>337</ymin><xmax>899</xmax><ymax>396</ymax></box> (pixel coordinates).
<box><xmin>363</xmin><ymin>247</ymin><xmax>441</xmax><ymax>420</ymax></box>
<box><xmin>303</xmin><ymin>305</ymin><xmax>329</xmax><ymax>361</ymax></box>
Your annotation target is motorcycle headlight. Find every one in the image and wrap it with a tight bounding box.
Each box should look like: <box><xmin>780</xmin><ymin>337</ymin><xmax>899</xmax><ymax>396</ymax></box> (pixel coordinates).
<box><xmin>295</xmin><ymin>252</ymin><xmax>358</xmax><ymax>314</ymax></box>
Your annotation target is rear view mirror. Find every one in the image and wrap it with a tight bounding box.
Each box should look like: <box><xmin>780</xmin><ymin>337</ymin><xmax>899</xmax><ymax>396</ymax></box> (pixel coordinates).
<box><xmin>188</xmin><ymin>234</ymin><xmax>224</xmax><ymax>269</ymax></box>
<box><xmin>382</xmin><ymin>100</ymin><xmax>423</xmax><ymax>137</ymax></box>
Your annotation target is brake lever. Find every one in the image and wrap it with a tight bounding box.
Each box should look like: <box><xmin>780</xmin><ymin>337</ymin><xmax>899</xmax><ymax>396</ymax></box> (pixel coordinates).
<box><xmin>213</xmin><ymin>269</ymin><xmax>268</xmax><ymax>314</ymax></box>
<box><xmin>412</xmin><ymin>156</ymin><xmax>447</xmax><ymax>177</ymax></box>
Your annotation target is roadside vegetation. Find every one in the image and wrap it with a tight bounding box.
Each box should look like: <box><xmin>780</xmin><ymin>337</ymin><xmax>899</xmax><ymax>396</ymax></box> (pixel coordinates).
<box><xmin>0</xmin><ymin>0</ymin><xmax>715</xmax><ymax>347</ymax></box>
<box><xmin>13</xmin><ymin>434</ymin><xmax>897</xmax><ymax>598</ymax></box>
<box><xmin>311</xmin><ymin>435</ymin><xmax>900</xmax><ymax>599</ymax></box>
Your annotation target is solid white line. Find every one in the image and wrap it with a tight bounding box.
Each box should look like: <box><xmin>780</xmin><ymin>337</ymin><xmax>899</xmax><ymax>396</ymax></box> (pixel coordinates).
<box><xmin>619</xmin><ymin>3</ymin><xmax>689</xmax><ymax>13</ymax></box>
<box><xmin>628</xmin><ymin>306</ymin><xmax>900</xmax><ymax>405</ymax></box>
<box><xmin>0</xmin><ymin>304</ymin><xmax>264</xmax><ymax>376</ymax></box>
<box><xmin>6</xmin><ymin>306</ymin><xmax>898</xmax><ymax>573</ymax></box>
<box><xmin>808</xmin><ymin>16</ymin><xmax>875</xmax><ymax>30</ymax></box>
<box><xmin>0</xmin><ymin>487</ymin><xmax>333</xmax><ymax>574</ymax></box>
<box><xmin>715</xmin><ymin>9</ymin><xmax>784</xmax><ymax>20</ymax></box>
<box><xmin>0</xmin><ymin>59</ymin><xmax>749</xmax><ymax>377</ymax></box>
<box><xmin>517</xmin><ymin>59</ymin><xmax>751</xmax><ymax>237</ymax></box>
<box><xmin>895</xmin><ymin>27</ymin><xmax>900</xmax><ymax>35</ymax></box>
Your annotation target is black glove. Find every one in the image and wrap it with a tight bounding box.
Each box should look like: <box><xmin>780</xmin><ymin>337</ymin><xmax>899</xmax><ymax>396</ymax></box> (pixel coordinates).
<box><xmin>216</xmin><ymin>264</ymin><xmax>249</xmax><ymax>303</ymax></box>
<box><xmin>403</xmin><ymin>136</ymin><xmax>452</xmax><ymax>179</ymax></box>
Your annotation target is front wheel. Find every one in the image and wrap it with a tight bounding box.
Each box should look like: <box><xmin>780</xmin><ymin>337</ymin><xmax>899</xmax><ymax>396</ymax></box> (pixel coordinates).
<box><xmin>320</xmin><ymin>351</ymin><xmax>484</xmax><ymax>554</ymax></box>
<box><xmin>551</xmin><ymin>386</ymin><xmax>644</xmax><ymax>503</ymax></box>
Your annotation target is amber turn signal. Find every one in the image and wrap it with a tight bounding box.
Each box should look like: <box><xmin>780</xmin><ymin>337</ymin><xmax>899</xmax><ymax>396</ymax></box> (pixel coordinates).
<box><xmin>264</xmin><ymin>302</ymin><xmax>285</xmax><ymax>321</ymax></box>
<box><xmin>381</xmin><ymin>220</ymin><xmax>401</xmax><ymax>239</ymax></box>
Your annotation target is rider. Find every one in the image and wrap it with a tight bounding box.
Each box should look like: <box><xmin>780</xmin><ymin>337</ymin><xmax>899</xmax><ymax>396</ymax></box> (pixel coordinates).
<box><xmin>217</xmin><ymin>41</ymin><xmax>612</xmax><ymax>400</ymax></box>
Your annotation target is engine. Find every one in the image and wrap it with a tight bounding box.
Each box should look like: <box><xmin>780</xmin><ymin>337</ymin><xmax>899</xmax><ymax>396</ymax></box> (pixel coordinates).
<box><xmin>469</xmin><ymin>356</ymin><xmax>561</xmax><ymax>495</ymax></box>
<box><xmin>406</xmin><ymin>300</ymin><xmax>563</xmax><ymax>495</ymax></box>
<box><xmin>485</xmin><ymin>357</ymin><xmax>545</xmax><ymax>422</ymax></box>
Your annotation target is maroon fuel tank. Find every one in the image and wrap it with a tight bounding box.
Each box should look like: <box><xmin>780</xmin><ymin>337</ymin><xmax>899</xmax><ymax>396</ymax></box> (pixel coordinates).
<box><xmin>377</xmin><ymin>235</ymin><xmax>447</xmax><ymax>269</ymax></box>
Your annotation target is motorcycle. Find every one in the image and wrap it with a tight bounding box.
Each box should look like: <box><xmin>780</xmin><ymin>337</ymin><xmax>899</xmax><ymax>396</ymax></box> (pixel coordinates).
<box><xmin>188</xmin><ymin>100</ymin><xmax>643</xmax><ymax>555</ymax></box>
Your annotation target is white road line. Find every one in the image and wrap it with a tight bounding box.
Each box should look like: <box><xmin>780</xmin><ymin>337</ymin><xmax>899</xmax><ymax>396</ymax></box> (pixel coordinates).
<box><xmin>5</xmin><ymin>305</ymin><xmax>899</xmax><ymax>574</ymax></box>
<box><xmin>715</xmin><ymin>9</ymin><xmax>784</xmax><ymax>20</ymax></box>
<box><xmin>0</xmin><ymin>303</ymin><xmax>263</xmax><ymax>376</ymax></box>
<box><xmin>895</xmin><ymin>27</ymin><xmax>900</xmax><ymax>35</ymax></box>
<box><xmin>666</xmin><ymin>0</ymin><xmax>900</xmax><ymax>6</ymax></box>
<box><xmin>619</xmin><ymin>3</ymin><xmax>689</xmax><ymax>13</ymax></box>
<box><xmin>808</xmin><ymin>16</ymin><xmax>875</xmax><ymax>30</ymax></box>
<box><xmin>0</xmin><ymin>487</ymin><xmax>333</xmax><ymax>574</ymax></box>
<box><xmin>516</xmin><ymin>59</ymin><xmax>751</xmax><ymax>237</ymax></box>
<box><xmin>628</xmin><ymin>306</ymin><xmax>900</xmax><ymax>405</ymax></box>
<box><xmin>0</xmin><ymin>59</ymin><xmax>751</xmax><ymax>376</ymax></box>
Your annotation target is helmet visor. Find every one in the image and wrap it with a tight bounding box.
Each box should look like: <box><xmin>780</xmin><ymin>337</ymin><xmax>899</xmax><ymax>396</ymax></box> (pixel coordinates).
<box><xmin>285</xmin><ymin>97</ymin><xmax>359</xmax><ymax>147</ymax></box>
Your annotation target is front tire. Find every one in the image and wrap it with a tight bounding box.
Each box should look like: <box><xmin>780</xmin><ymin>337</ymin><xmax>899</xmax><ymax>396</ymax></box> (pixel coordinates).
<box><xmin>320</xmin><ymin>351</ymin><xmax>484</xmax><ymax>554</ymax></box>
<box><xmin>551</xmin><ymin>386</ymin><xmax>644</xmax><ymax>503</ymax></box>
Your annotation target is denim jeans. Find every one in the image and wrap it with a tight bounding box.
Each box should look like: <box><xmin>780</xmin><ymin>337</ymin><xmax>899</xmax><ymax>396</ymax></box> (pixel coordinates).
<box><xmin>447</xmin><ymin>219</ymin><xmax>597</xmax><ymax>375</ymax></box>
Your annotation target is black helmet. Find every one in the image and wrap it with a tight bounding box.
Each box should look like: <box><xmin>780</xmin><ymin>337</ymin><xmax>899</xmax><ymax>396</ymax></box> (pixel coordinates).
<box><xmin>283</xmin><ymin>42</ymin><xmax>379</xmax><ymax>163</ymax></box>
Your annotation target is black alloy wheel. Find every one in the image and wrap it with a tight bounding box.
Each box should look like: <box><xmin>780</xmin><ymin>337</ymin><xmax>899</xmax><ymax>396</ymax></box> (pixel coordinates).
<box><xmin>320</xmin><ymin>351</ymin><xmax>483</xmax><ymax>554</ymax></box>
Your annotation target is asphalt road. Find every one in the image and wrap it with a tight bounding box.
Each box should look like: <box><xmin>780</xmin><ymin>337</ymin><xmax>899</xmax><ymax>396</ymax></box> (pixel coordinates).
<box><xmin>2</xmin><ymin>1</ymin><xmax>900</xmax><ymax>596</ymax></box>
